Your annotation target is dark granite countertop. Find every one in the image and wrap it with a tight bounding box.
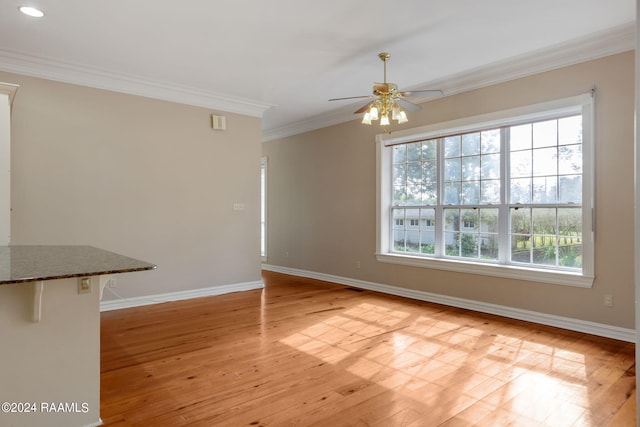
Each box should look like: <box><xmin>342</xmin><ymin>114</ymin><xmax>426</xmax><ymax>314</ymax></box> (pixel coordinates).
<box><xmin>0</xmin><ymin>245</ymin><xmax>156</xmax><ymax>285</ymax></box>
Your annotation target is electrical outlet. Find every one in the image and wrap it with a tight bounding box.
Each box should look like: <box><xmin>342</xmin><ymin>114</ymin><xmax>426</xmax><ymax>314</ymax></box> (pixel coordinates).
<box><xmin>108</xmin><ymin>278</ymin><xmax>118</xmax><ymax>288</ymax></box>
<box><xmin>604</xmin><ymin>294</ymin><xmax>613</xmax><ymax>307</ymax></box>
<box><xmin>78</xmin><ymin>277</ymin><xmax>92</xmax><ymax>294</ymax></box>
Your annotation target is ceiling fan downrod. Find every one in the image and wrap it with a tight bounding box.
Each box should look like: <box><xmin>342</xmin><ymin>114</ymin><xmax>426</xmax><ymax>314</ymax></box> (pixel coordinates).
<box><xmin>379</xmin><ymin>52</ymin><xmax>390</xmax><ymax>84</ymax></box>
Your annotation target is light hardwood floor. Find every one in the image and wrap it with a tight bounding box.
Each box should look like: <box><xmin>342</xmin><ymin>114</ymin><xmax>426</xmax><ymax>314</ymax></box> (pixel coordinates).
<box><xmin>100</xmin><ymin>271</ymin><xmax>636</xmax><ymax>426</ymax></box>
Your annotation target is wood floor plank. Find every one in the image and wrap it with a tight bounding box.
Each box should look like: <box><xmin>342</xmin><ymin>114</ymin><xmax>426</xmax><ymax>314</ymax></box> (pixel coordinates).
<box><xmin>100</xmin><ymin>271</ymin><xmax>636</xmax><ymax>426</ymax></box>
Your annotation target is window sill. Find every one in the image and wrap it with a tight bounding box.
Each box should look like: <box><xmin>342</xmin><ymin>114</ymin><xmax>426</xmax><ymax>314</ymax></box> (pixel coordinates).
<box><xmin>375</xmin><ymin>253</ymin><xmax>594</xmax><ymax>288</ymax></box>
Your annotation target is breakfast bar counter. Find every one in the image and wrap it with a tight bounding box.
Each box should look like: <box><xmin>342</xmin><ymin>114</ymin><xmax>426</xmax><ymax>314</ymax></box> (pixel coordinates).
<box><xmin>0</xmin><ymin>245</ymin><xmax>156</xmax><ymax>284</ymax></box>
<box><xmin>0</xmin><ymin>245</ymin><xmax>155</xmax><ymax>427</ymax></box>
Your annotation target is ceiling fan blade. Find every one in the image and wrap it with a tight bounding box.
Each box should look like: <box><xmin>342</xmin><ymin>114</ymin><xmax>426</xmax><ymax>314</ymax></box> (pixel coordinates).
<box><xmin>354</xmin><ymin>101</ymin><xmax>375</xmax><ymax>114</ymax></box>
<box><xmin>396</xmin><ymin>98</ymin><xmax>422</xmax><ymax>112</ymax></box>
<box><xmin>398</xmin><ymin>89</ymin><xmax>444</xmax><ymax>98</ymax></box>
<box><xmin>328</xmin><ymin>95</ymin><xmax>372</xmax><ymax>101</ymax></box>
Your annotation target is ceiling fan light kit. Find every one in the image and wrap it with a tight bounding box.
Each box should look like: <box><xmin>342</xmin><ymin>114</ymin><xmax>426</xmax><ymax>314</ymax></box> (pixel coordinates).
<box><xmin>329</xmin><ymin>52</ymin><xmax>442</xmax><ymax>127</ymax></box>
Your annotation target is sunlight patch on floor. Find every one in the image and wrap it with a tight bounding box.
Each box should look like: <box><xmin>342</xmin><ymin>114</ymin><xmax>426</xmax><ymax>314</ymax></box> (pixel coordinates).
<box><xmin>279</xmin><ymin>300</ymin><xmax>595</xmax><ymax>425</ymax></box>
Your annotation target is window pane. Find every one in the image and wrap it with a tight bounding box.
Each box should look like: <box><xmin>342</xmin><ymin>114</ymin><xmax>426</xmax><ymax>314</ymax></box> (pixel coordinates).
<box><xmin>511</xmin><ymin>235</ymin><xmax>531</xmax><ymax>263</ymax></box>
<box><xmin>445</xmin><ymin>232</ymin><xmax>460</xmax><ymax>256</ymax></box>
<box><xmin>533</xmin><ymin>120</ymin><xmax>557</xmax><ymax>148</ymax></box>
<box><xmin>406</xmin><ymin>163</ymin><xmax>422</xmax><ymax>205</ymax></box>
<box><xmin>444</xmin><ymin>182</ymin><xmax>461</xmax><ymax>204</ymax></box>
<box><xmin>532</xmin><ymin>208</ymin><xmax>559</xmax><ymax>266</ymax></box>
<box><xmin>510</xmin><ymin>208</ymin><xmax>531</xmax><ymax>263</ymax></box>
<box><xmin>481</xmin><ymin>129</ymin><xmax>501</xmax><ymax>154</ymax></box>
<box><xmin>510</xmin><ymin>150</ymin><xmax>531</xmax><ymax>178</ymax></box>
<box><xmin>559</xmin><ymin>244</ymin><xmax>582</xmax><ymax>268</ymax></box>
<box><xmin>461</xmin><ymin>209</ymin><xmax>478</xmax><ymax>230</ymax></box>
<box><xmin>558</xmin><ymin>208</ymin><xmax>581</xmax><ymax>237</ymax></box>
<box><xmin>445</xmin><ymin>158</ymin><xmax>461</xmax><ymax>181</ymax></box>
<box><xmin>407</xmin><ymin>143</ymin><xmax>421</xmax><ymax>162</ymax></box>
<box><xmin>393</xmin><ymin>164</ymin><xmax>406</xmax><ymax>186</ymax></box>
<box><xmin>393</xmin><ymin>209</ymin><xmax>409</xmax><ymax>252</ymax></box>
<box><xmin>407</xmin><ymin>162</ymin><xmax>421</xmax><ymax>185</ymax></box>
<box><xmin>444</xmin><ymin>209</ymin><xmax>459</xmax><ymax>231</ymax></box>
<box><xmin>532</xmin><ymin>147</ymin><xmax>558</xmax><ymax>176</ymax></box>
<box><xmin>393</xmin><ymin>209</ymin><xmax>405</xmax><ymax>228</ymax></box>
<box><xmin>510</xmin><ymin>124</ymin><xmax>532</xmax><ymax>151</ymax></box>
<box><xmin>420</xmin><ymin>209</ymin><xmax>436</xmax><ymax>254</ymax></box>
<box><xmin>559</xmin><ymin>116</ymin><xmax>582</xmax><ymax>146</ymax></box>
<box><xmin>532</xmin><ymin>236</ymin><xmax>557</xmax><ymax>265</ymax></box>
<box><xmin>532</xmin><ymin>176</ymin><xmax>557</xmax><ymax>203</ymax></box>
<box><xmin>511</xmin><ymin>208</ymin><xmax>531</xmax><ymax>233</ymax></box>
<box><xmin>444</xmin><ymin>136</ymin><xmax>460</xmax><ymax>157</ymax></box>
<box><xmin>510</xmin><ymin>178</ymin><xmax>531</xmax><ymax>204</ymax></box>
<box><xmin>422</xmin><ymin>161</ymin><xmax>437</xmax><ymax>204</ymax></box>
<box><xmin>462</xmin><ymin>133</ymin><xmax>480</xmax><ymax>156</ymax></box>
<box><xmin>481</xmin><ymin>179</ymin><xmax>500</xmax><ymax>204</ymax></box>
<box><xmin>481</xmin><ymin>153</ymin><xmax>500</xmax><ymax>179</ymax></box>
<box><xmin>460</xmin><ymin>234</ymin><xmax>478</xmax><ymax>257</ymax></box>
<box><xmin>393</xmin><ymin>145</ymin><xmax>406</xmax><ymax>163</ymax></box>
<box><xmin>532</xmin><ymin>208</ymin><xmax>556</xmax><ymax>235</ymax></box>
<box><xmin>558</xmin><ymin>144</ymin><xmax>582</xmax><ymax>174</ymax></box>
<box><xmin>462</xmin><ymin>156</ymin><xmax>481</xmax><ymax>181</ymax></box>
<box><xmin>393</xmin><ymin>230</ymin><xmax>407</xmax><ymax>251</ymax></box>
<box><xmin>480</xmin><ymin>209</ymin><xmax>499</xmax><ymax>233</ymax></box>
<box><xmin>406</xmin><ymin>209</ymin><xmax>419</xmax><ymax>226</ymax></box>
<box><xmin>420</xmin><ymin>209</ymin><xmax>435</xmax><ymax>229</ymax></box>
<box><xmin>422</xmin><ymin>140</ymin><xmax>437</xmax><ymax>160</ymax></box>
<box><xmin>559</xmin><ymin>175</ymin><xmax>582</xmax><ymax>203</ymax></box>
<box><xmin>480</xmin><ymin>234</ymin><xmax>499</xmax><ymax>260</ymax></box>
<box><xmin>462</xmin><ymin>181</ymin><xmax>480</xmax><ymax>204</ymax></box>
<box><xmin>558</xmin><ymin>207</ymin><xmax>582</xmax><ymax>268</ymax></box>
<box><xmin>393</xmin><ymin>186</ymin><xmax>407</xmax><ymax>205</ymax></box>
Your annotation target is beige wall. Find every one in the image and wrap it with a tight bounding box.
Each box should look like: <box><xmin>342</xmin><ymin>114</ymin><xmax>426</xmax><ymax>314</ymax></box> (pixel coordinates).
<box><xmin>3</xmin><ymin>71</ymin><xmax>263</xmax><ymax>298</ymax></box>
<box><xmin>262</xmin><ymin>51</ymin><xmax>636</xmax><ymax>329</ymax></box>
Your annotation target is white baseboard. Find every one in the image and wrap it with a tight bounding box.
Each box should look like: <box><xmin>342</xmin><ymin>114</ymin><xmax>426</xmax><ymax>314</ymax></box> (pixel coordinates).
<box><xmin>99</xmin><ymin>280</ymin><xmax>264</xmax><ymax>312</ymax></box>
<box><xmin>262</xmin><ymin>264</ymin><xmax>636</xmax><ymax>343</ymax></box>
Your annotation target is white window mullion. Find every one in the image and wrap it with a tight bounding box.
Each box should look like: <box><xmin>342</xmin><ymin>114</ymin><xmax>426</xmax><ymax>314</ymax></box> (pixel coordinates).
<box><xmin>499</xmin><ymin>127</ymin><xmax>510</xmax><ymax>264</ymax></box>
<box><xmin>434</xmin><ymin>137</ymin><xmax>444</xmax><ymax>257</ymax></box>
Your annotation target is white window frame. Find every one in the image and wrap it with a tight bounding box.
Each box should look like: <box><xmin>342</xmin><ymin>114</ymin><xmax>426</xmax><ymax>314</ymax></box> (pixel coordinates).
<box><xmin>260</xmin><ymin>156</ymin><xmax>268</xmax><ymax>261</ymax></box>
<box><xmin>376</xmin><ymin>94</ymin><xmax>594</xmax><ymax>287</ymax></box>
<box><xmin>0</xmin><ymin>83</ymin><xmax>18</xmax><ymax>246</ymax></box>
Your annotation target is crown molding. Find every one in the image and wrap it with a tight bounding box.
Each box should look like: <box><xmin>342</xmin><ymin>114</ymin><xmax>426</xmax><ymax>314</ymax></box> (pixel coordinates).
<box><xmin>0</xmin><ymin>49</ymin><xmax>273</xmax><ymax>118</ymax></box>
<box><xmin>0</xmin><ymin>82</ymin><xmax>19</xmax><ymax>106</ymax></box>
<box><xmin>262</xmin><ymin>22</ymin><xmax>636</xmax><ymax>142</ymax></box>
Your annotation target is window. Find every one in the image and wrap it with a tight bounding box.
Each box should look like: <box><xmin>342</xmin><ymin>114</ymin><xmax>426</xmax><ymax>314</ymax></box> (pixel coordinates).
<box><xmin>261</xmin><ymin>157</ymin><xmax>267</xmax><ymax>261</ymax></box>
<box><xmin>377</xmin><ymin>95</ymin><xmax>594</xmax><ymax>287</ymax></box>
<box><xmin>0</xmin><ymin>83</ymin><xmax>18</xmax><ymax>245</ymax></box>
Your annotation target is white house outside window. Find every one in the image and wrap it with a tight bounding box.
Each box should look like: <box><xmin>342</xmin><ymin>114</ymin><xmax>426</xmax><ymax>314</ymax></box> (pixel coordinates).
<box><xmin>376</xmin><ymin>94</ymin><xmax>594</xmax><ymax>287</ymax></box>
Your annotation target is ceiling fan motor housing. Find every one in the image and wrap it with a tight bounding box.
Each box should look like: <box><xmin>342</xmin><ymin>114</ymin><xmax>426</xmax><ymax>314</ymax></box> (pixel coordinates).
<box><xmin>373</xmin><ymin>82</ymin><xmax>398</xmax><ymax>96</ymax></box>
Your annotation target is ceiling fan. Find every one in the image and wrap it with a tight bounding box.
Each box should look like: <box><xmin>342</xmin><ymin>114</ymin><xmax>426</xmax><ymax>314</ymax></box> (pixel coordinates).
<box><xmin>329</xmin><ymin>52</ymin><xmax>443</xmax><ymax>126</ymax></box>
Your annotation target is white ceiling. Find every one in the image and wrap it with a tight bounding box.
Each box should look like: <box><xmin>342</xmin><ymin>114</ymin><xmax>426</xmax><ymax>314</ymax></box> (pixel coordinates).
<box><xmin>0</xmin><ymin>1</ymin><xmax>635</xmax><ymax>140</ymax></box>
